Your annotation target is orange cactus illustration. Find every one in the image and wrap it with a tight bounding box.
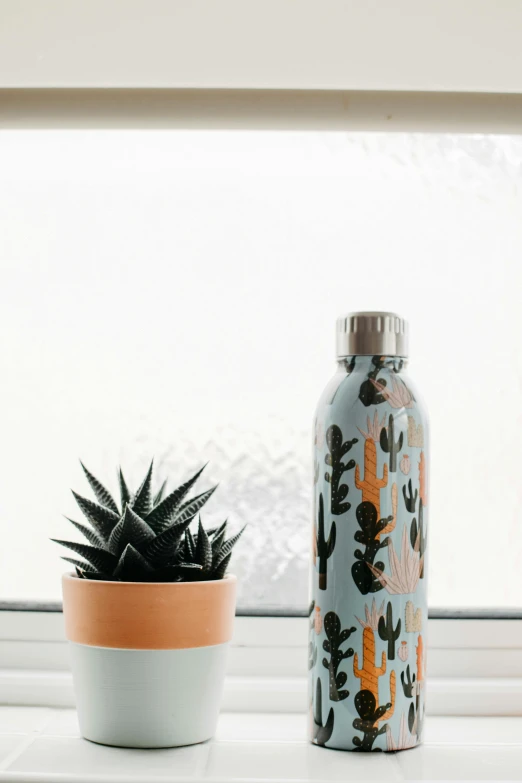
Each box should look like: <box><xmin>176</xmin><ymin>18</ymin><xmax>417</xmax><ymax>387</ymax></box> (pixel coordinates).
<box><xmin>419</xmin><ymin>451</ymin><xmax>427</xmax><ymax>507</ymax></box>
<box><xmin>353</xmin><ymin>614</ymin><xmax>395</xmax><ymax>724</ymax></box>
<box><xmin>416</xmin><ymin>635</ymin><xmax>424</xmax><ymax>684</ymax></box>
<box><xmin>353</xmin><ymin>625</ymin><xmax>386</xmax><ymax>697</ymax></box>
<box><xmin>355</xmin><ymin>414</ymin><xmax>388</xmax><ymax>518</ymax></box>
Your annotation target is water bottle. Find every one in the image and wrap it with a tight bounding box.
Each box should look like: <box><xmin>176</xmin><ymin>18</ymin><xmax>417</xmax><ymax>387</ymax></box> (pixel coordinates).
<box><xmin>310</xmin><ymin>312</ymin><xmax>428</xmax><ymax>752</ymax></box>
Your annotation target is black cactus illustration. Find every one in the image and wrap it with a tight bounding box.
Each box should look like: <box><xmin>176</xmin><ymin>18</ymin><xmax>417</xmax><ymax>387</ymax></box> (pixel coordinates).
<box><xmin>324</xmin><ymin>425</ymin><xmax>357</xmax><ymax>515</ymax></box>
<box><xmin>408</xmin><ymin>692</ymin><xmax>425</xmax><ymax>741</ymax></box>
<box><xmin>316</xmin><ymin>493</ymin><xmax>336</xmax><ymax>590</ymax></box>
<box><xmin>352</xmin><ymin>690</ymin><xmax>390</xmax><ymax>751</ymax></box>
<box><xmin>378</xmin><ymin>602</ymin><xmax>401</xmax><ymax>660</ymax></box>
<box><xmin>401</xmin><ymin>665</ymin><xmax>416</xmax><ymax>698</ymax></box>
<box><xmin>313</xmin><ymin>677</ymin><xmax>335</xmax><ymax>746</ymax></box>
<box><xmin>359</xmin><ymin>356</ymin><xmax>388</xmax><ymax>407</ymax></box>
<box><xmin>351</xmin><ymin>501</ymin><xmax>391</xmax><ymax>595</ymax></box>
<box><xmin>402</xmin><ymin>479</ymin><xmax>418</xmax><ymax>513</ymax></box>
<box><xmin>380</xmin><ymin>414</ymin><xmax>403</xmax><ymax>472</ymax></box>
<box><xmin>410</xmin><ymin>500</ymin><xmax>426</xmax><ymax>578</ymax></box>
<box><xmin>322</xmin><ymin>612</ymin><xmax>356</xmax><ymax>702</ymax></box>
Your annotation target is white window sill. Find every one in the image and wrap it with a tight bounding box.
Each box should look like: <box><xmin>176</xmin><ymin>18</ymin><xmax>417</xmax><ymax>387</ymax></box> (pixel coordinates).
<box><xmin>0</xmin><ymin>709</ymin><xmax>521</xmax><ymax>782</ymax></box>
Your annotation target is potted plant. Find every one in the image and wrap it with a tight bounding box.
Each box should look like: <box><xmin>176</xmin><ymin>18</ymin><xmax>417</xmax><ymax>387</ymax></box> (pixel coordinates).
<box><xmin>53</xmin><ymin>461</ymin><xmax>244</xmax><ymax>748</ymax></box>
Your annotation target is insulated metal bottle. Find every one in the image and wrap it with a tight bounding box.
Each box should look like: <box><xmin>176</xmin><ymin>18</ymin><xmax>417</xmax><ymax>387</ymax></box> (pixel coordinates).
<box><xmin>310</xmin><ymin>312</ymin><xmax>428</xmax><ymax>751</ymax></box>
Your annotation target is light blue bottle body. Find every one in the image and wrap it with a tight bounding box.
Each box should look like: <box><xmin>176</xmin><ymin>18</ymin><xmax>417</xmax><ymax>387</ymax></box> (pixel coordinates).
<box><xmin>310</xmin><ymin>355</ymin><xmax>429</xmax><ymax>751</ymax></box>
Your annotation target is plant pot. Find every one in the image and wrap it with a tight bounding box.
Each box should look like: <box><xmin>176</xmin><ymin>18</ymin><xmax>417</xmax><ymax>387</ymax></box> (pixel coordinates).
<box><xmin>62</xmin><ymin>573</ymin><xmax>236</xmax><ymax>748</ymax></box>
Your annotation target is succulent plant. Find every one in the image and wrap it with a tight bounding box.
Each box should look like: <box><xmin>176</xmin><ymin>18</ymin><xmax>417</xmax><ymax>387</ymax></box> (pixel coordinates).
<box><xmin>371</xmin><ymin>375</ymin><xmax>414</xmax><ymax>409</ymax></box>
<box><xmin>53</xmin><ymin>461</ymin><xmax>245</xmax><ymax>583</ymax></box>
<box><xmin>355</xmin><ymin>599</ymin><xmax>385</xmax><ymax>631</ymax></box>
<box><xmin>368</xmin><ymin>525</ymin><xmax>423</xmax><ymax>595</ymax></box>
<box><xmin>386</xmin><ymin>713</ymin><xmax>417</xmax><ymax>751</ymax></box>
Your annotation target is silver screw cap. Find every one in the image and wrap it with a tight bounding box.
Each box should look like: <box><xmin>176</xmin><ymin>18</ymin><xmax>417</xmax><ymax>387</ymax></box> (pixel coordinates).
<box><xmin>336</xmin><ymin>311</ymin><xmax>408</xmax><ymax>358</ymax></box>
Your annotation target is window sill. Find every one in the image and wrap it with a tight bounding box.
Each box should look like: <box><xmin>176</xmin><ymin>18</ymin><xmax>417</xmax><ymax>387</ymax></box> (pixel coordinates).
<box><xmin>0</xmin><ymin>708</ymin><xmax>521</xmax><ymax>782</ymax></box>
<box><xmin>2</xmin><ymin>614</ymin><xmax>522</xmax><ymax>716</ymax></box>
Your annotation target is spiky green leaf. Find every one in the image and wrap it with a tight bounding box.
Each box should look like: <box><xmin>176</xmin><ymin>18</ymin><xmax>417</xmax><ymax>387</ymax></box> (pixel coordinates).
<box><xmin>119</xmin><ymin>468</ymin><xmax>131</xmax><ymax>512</ymax></box>
<box><xmin>211</xmin><ymin>521</ymin><xmax>227</xmax><ymax>564</ymax></box>
<box><xmin>64</xmin><ymin>517</ymin><xmax>104</xmax><ymax>549</ymax></box>
<box><xmin>217</xmin><ymin>526</ymin><xmax>246</xmax><ymax>561</ymax></box>
<box><xmin>170</xmin><ymin>486</ymin><xmax>217</xmax><ymax>530</ymax></box>
<box><xmin>132</xmin><ymin>460</ymin><xmax>154</xmax><ymax>517</ymax></box>
<box><xmin>195</xmin><ymin>518</ymin><xmax>212</xmax><ymax>573</ymax></box>
<box><xmin>153</xmin><ymin>479</ymin><xmax>168</xmax><ymax>506</ymax></box>
<box><xmin>211</xmin><ymin>551</ymin><xmax>232</xmax><ymax>580</ymax></box>
<box><xmin>80</xmin><ymin>462</ymin><xmax>119</xmax><ymax>513</ymax></box>
<box><xmin>61</xmin><ymin>556</ymin><xmax>98</xmax><ymax>573</ymax></box>
<box><xmin>72</xmin><ymin>492</ymin><xmax>119</xmax><ymax>541</ymax></box>
<box><xmin>113</xmin><ymin>544</ymin><xmax>154</xmax><ymax>581</ymax></box>
<box><xmin>108</xmin><ymin>505</ymin><xmax>155</xmax><ymax>556</ymax></box>
<box><xmin>52</xmin><ymin>539</ymin><xmax>117</xmax><ymax>573</ymax></box>
<box><xmin>184</xmin><ymin>528</ymin><xmax>195</xmax><ymax>560</ymax></box>
<box><xmin>211</xmin><ymin>520</ymin><xmax>227</xmax><ymax>540</ymax></box>
<box><xmin>146</xmin><ymin>465</ymin><xmax>207</xmax><ymax>532</ymax></box>
<box><xmin>143</xmin><ymin>516</ymin><xmax>193</xmax><ymax>563</ymax></box>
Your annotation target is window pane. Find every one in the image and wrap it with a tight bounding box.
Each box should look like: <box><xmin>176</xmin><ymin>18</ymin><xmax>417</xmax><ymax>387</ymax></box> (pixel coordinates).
<box><xmin>0</xmin><ymin>131</ymin><xmax>521</xmax><ymax>610</ymax></box>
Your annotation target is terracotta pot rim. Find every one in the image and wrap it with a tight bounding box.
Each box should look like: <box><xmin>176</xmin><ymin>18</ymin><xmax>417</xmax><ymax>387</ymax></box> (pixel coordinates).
<box><xmin>63</xmin><ymin>572</ymin><xmax>236</xmax><ymax>588</ymax></box>
<box><xmin>62</xmin><ymin>572</ymin><xmax>237</xmax><ymax>649</ymax></box>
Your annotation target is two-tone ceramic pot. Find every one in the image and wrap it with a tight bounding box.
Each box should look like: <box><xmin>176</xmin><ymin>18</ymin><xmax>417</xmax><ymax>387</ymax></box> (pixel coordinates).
<box><xmin>62</xmin><ymin>573</ymin><xmax>236</xmax><ymax>748</ymax></box>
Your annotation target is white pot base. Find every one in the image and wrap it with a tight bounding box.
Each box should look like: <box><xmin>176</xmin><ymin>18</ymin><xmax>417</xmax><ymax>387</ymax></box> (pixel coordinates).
<box><xmin>69</xmin><ymin>641</ymin><xmax>229</xmax><ymax>748</ymax></box>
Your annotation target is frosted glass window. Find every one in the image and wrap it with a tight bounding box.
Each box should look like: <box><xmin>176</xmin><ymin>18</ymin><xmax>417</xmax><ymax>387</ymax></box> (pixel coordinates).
<box><xmin>1</xmin><ymin>131</ymin><xmax>521</xmax><ymax>611</ymax></box>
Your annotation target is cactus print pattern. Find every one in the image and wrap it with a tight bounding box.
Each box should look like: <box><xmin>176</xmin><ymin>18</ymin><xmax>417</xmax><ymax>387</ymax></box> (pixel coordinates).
<box><xmin>310</xmin><ymin>355</ymin><xmax>428</xmax><ymax>751</ymax></box>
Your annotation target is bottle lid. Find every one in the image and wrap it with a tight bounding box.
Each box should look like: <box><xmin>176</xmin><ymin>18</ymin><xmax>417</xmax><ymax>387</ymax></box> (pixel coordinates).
<box><xmin>336</xmin><ymin>311</ymin><xmax>408</xmax><ymax>358</ymax></box>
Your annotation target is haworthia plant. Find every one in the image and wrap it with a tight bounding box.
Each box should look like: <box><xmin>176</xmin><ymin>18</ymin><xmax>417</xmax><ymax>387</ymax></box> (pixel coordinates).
<box><xmin>53</xmin><ymin>460</ymin><xmax>245</xmax><ymax>582</ymax></box>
